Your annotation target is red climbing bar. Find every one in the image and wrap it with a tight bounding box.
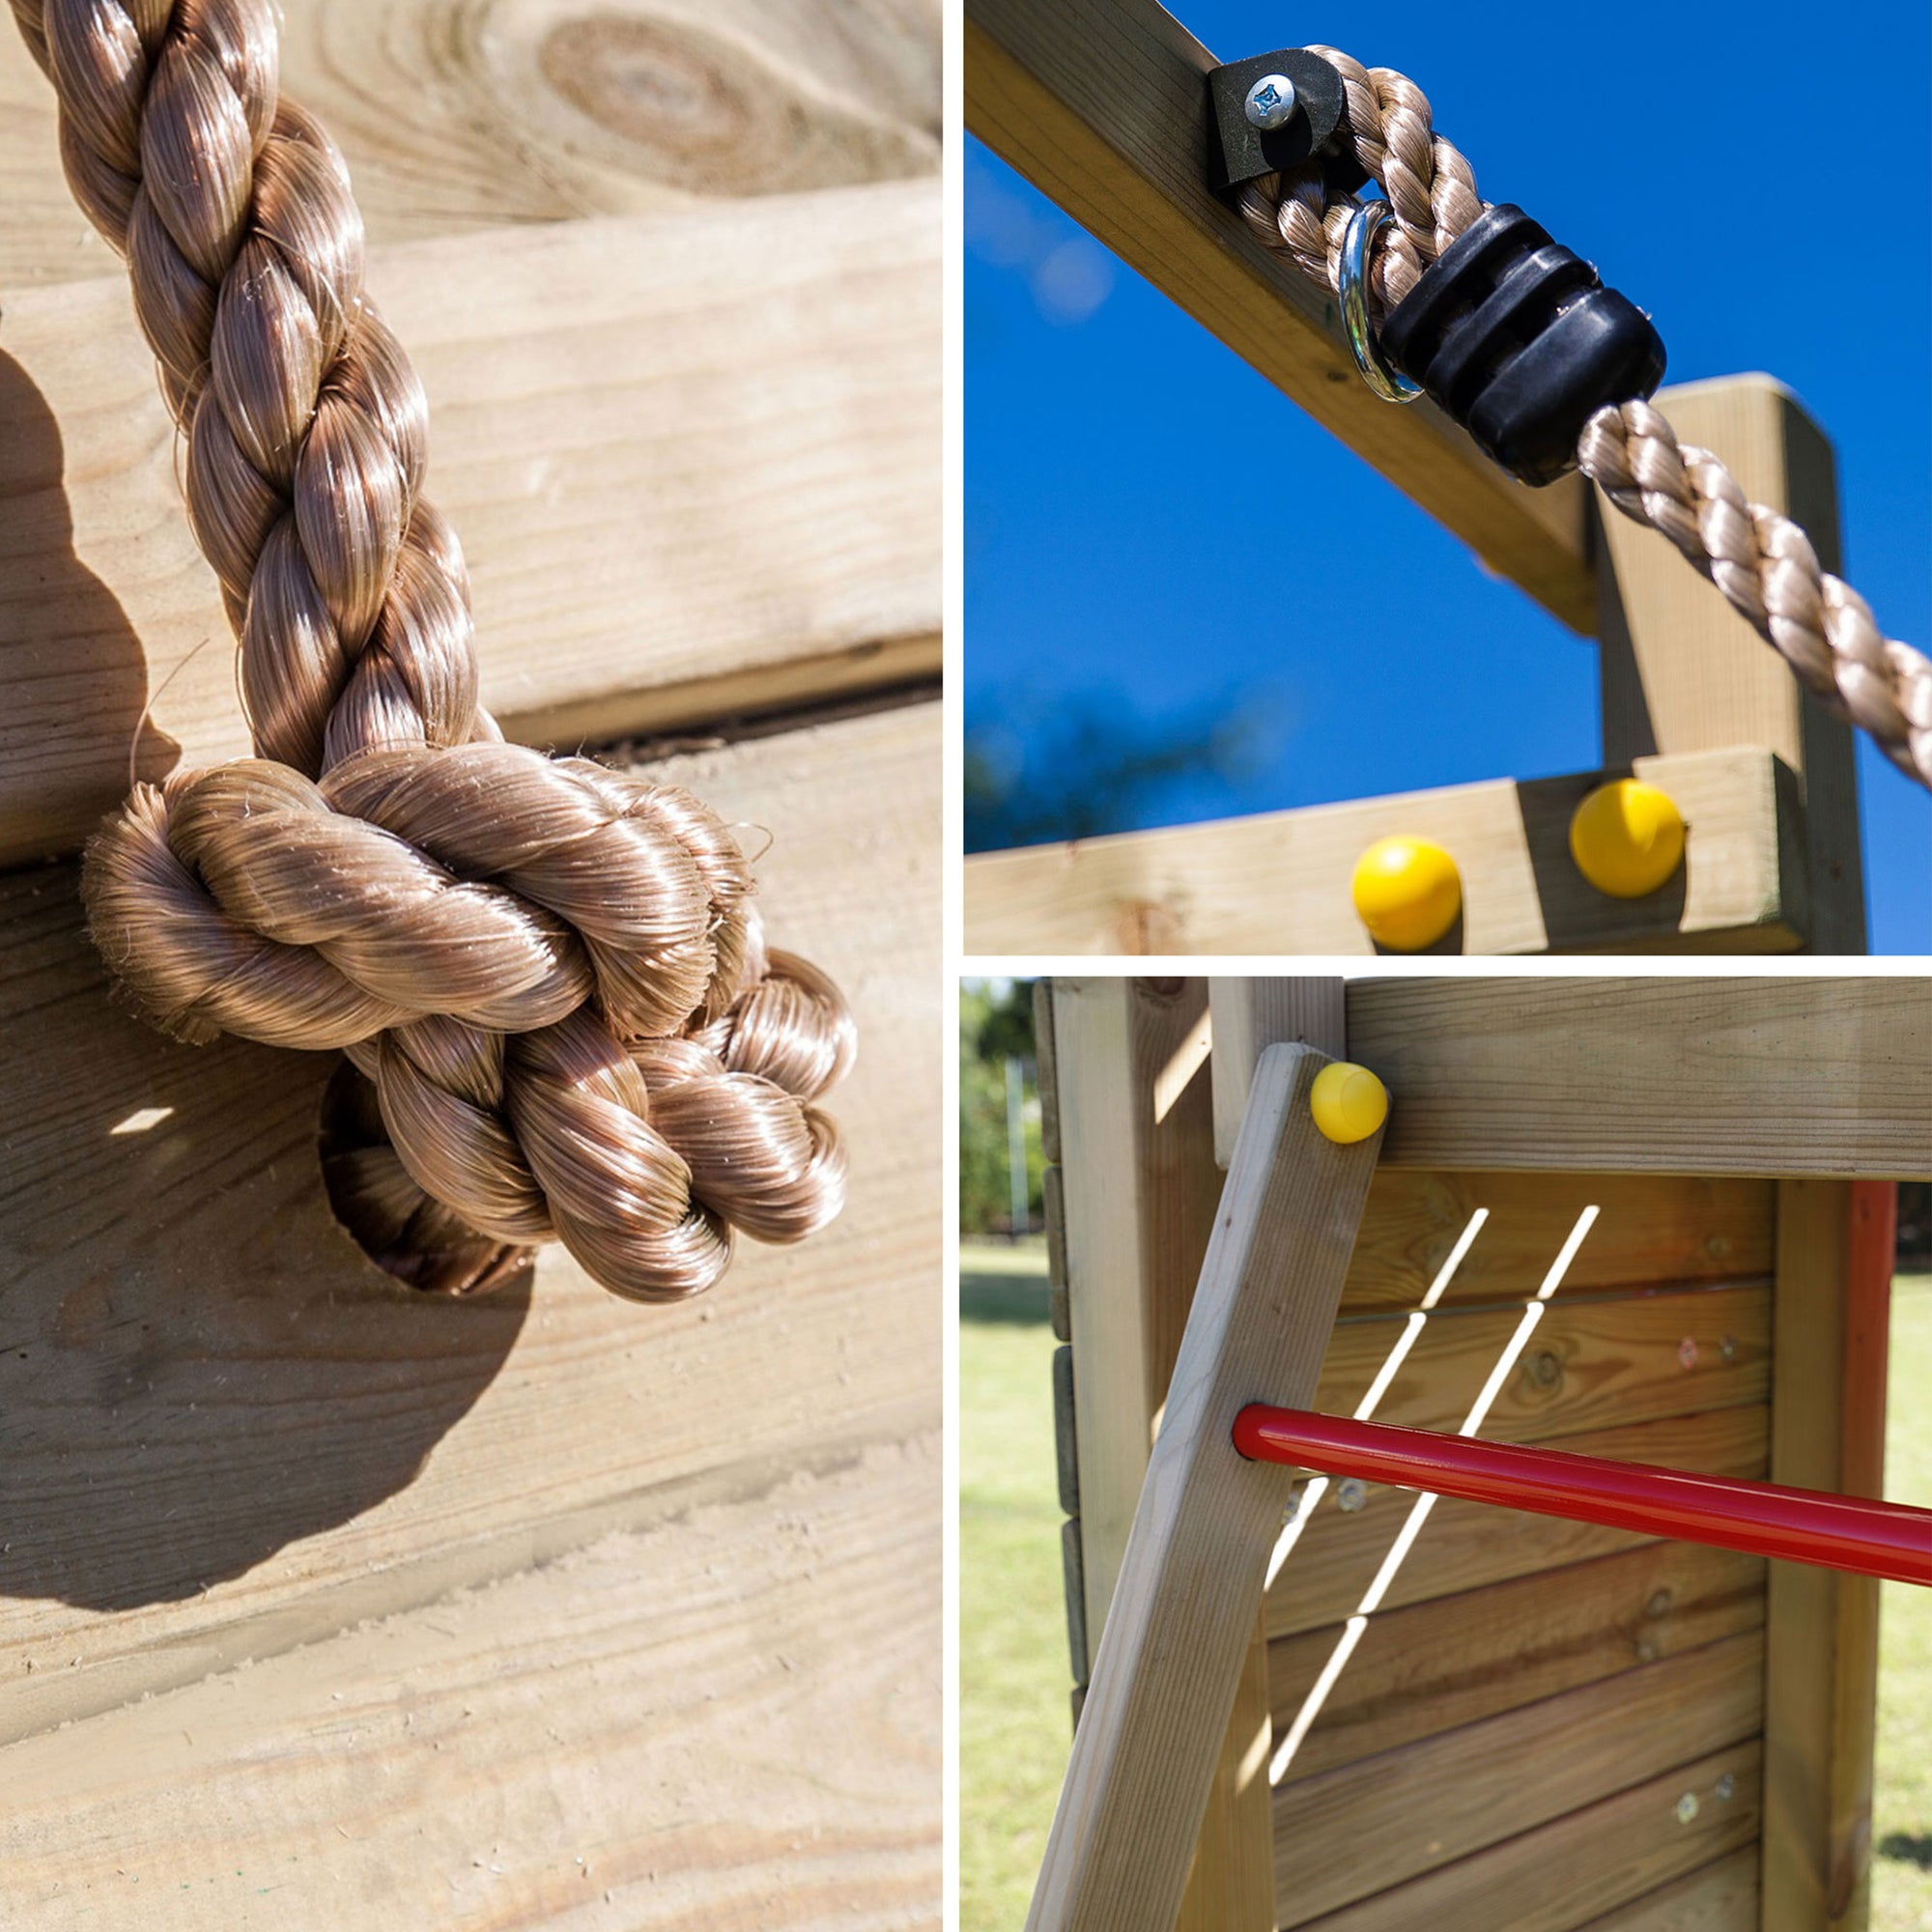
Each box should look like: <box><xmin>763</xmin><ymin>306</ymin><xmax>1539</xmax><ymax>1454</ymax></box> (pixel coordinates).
<box><xmin>1232</xmin><ymin>1406</ymin><xmax>1932</xmax><ymax>1586</ymax></box>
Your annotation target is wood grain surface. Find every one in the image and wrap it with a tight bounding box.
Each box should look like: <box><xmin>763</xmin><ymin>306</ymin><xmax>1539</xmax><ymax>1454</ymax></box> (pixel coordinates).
<box><xmin>1274</xmin><ymin>1632</ymin><xmax>1765</xmax><ymax>1923</ymax></box>
<box><xmin>965</xmin><ymin>749</ymin><xmax>1804</xmax><ymax>956</ymax></box>
<box><xmin>0</xmin><ymin>701</ymin><xmax>941</xmax><ymax>1926</ymax></box>
<box><xmin>0</xmin><ymin>183</ymin><xmax>939</xmax><ymax>865</ymax></box>
<box><xmin>0</xmin><ymin>0</ymin><xmax>940</xmax><ymax>282</ymax></box>
<box><xmin>1348</xmin><ymin>978</ymin><xmax>1932</xmax><ymax>1176</ymax></box>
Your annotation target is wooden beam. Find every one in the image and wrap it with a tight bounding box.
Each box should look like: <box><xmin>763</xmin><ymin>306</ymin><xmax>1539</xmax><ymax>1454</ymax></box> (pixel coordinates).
<box><xmin>0</xmin><ymin>180</ymin><xmax>939</xmax><ymax>864</ymax></box>
<box><xmin>1597</xmin><ymin>376</ymin><xmax>1864</xmax><ymax>953</ymax></box>
<box><xmin>1208</xmin><ymin>979</ymin><xmax>1345</xmax><ymax>1167</ymax></box>
<box><xmin>964</xmin><ymin>0</ymin><xmax>1594</xmax><ymax>633</ymax></box>
<box><xmin>1760</xmin><ymin>1181</ymin><xmax>1887</xmax><ymax>1931</ymax></box>
<box><xmin>0</xmin><ymin>0</ymin><xmax>943</xmax><ymax>287</ymax></box>
<box><xmin>1026</xmin><ymin>1042</ymin><xmax>1378</xmax><ymax>1932</ymax></box>
<box><xmin>964</xmin><ymin>749</ymin><xmax>1806</xmax><ymax>956</ymax></box>
<box><xmin>1046</xmin><ymin>977</ymin><xmax>1273</xmax><ymax>1931</ymax></box>
<box><xmin>1345</xmin><ymin>978</ymin><xmax>1932</xmax><ymax>1177</ymax></box>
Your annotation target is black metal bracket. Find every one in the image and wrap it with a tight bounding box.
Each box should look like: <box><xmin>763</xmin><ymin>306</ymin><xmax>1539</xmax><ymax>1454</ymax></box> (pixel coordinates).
<box><xmin>1205</xmin><ymin>49</ymin><xmax>1369</xmax><ymax>197</ymax></box>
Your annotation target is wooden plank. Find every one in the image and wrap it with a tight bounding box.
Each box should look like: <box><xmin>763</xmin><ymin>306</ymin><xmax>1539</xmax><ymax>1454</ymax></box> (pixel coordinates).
<box><xmin>0</xmin><ymin>701</ymin><xmax>937</xmax><ymax>1762</ymax></box>
<box><xmin>1294</xmin><ymin>1742</ymin><xmax>1762</xmax><ymax>1932</ymax></box>
<box><xmin>1337</xmin><ymin>1170</ymin><xmax>1776</xmax><ymax>1316</ymax></box>
<box><xmin>1597</xmin><ymin>377</ymin><xmax>1863</xmax><ymax>953</ymax></box>
<box><xmin>1209</xmin><ymin>980</ymin><xmax>1346</xmax><ymax>1169</ymax></box>
<box><xmin>963</xmin><ymin>0</ymin><xmax>1594</xmax><ymax>633</ymax></box>
<box><xmin>1314</xmin><ymin>1283</ymin><xmax>1771</xmax><ymax>1448</ymax></box>
<box><xmin>1347</xmin><ymin>979</ymin><xmax>1932</xmax><ymax>1177</ymax></box>
<box><xmin>1273</xmin><ymin>1632</ymin><xmax>1765</xmax><ymax>1922</ymax></box>
<box><xmin>964</xmin><ymin>749</ymin><xmax>1804</xmax><ymax>957</ymax></box>
<box><xmin>1267</xmin><ymin>1543</ymin><xmax>1766</xmax><ymax>1784</ymax></box>
<box><xmin>1573</xmin><ymin>1850</ymin><xmax>1760</xmax><ymax>1932</ymax></box>
<box><xmin>0</xmin><ymin>0</ymin><xmax>941</xmax><ymax>285</ymax></box>
<box><xmin>1025</xmin><ymin>1044</ymin><xmax>1378</xmax><ymax>1932</ymax></box>
<box><xmin>0</xmin><ymin>180</ymin><xmax>940</xmax><ymax>864</ymax></box>
<box><xmin>1760</xmin><ymin>1181</ymin><xmax>1883</xmax><ymax>1932</ymax></box>
<box><xmin>0</xmin><ymin>1432</ymin><xmax>938</xmax><ymax>1927</ymax></box>
<box><xmin>1266</xmin><ymin>1406</ymin><xmax>1771</xmax><ymax>1641</ymax></box>
<box><xmin>1047</xmin><ymin>976</ymin><xmax>1272</xmax><ymax>1931</ymax></box>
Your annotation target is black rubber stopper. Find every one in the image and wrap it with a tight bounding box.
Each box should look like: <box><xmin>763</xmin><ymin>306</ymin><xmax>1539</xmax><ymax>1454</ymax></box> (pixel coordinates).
<box><xmin>1379</xmin><ymin>204</ymin><xmax>1666</xmax><ymax>487</ymax></box>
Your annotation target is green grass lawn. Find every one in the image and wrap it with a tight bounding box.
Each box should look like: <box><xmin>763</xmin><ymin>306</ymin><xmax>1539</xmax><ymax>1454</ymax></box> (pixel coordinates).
<box><xmin>960</xmin><ymin>1258</ymin><xmax>1932</xmax><ymax>1929</ymax></box>
<box><xmin>960</xmin><ymin>1242</ymin><xmax>1064</xmax><ymax>1932</ymax></box>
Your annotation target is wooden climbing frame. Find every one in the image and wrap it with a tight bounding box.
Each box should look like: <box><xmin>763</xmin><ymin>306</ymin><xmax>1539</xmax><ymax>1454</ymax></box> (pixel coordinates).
<box><xmin>964</xmin><ymin>0</ymin><xmax>1866</xmax><ymax>956</ymax></box>
<box><xmin>1035</xmin><ymin>976</ymin><xmax>1930</xmax><ymax>1932</ymax></box>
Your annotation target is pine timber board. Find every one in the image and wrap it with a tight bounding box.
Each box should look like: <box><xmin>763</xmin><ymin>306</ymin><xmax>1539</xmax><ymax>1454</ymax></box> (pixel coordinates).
<box><xmin>1272</xmin><ymin>1632</ymin><xmax>1765</xmax><ymax>1923</ymax></box>
<box><xmin>0</xmin><ymin>699</ymin><xmax>940</xmax><ymax>1925</ymax></box>
<box><xmin>963</xmin><ymin>0</ymin><xmax>1594</xmax><ymax>634</ymax></box>
<box><xmin>1293</xmin><ymin>1741</ymin><xmax>1762</xmax><ymax>1932</ymax></box>
<box><xmin>1313</xmin><ymin>1282</ymin><xmax>1771</xmax><ymax>1447</ymax></box>
<box><xmin>1346</xmin><ymin>978</ymin><xmax>1932</xmax><ymax>1177</ymax></box>
<box><xmin>1336</xmin><ymin>1171</ymin><xmax>1775</xmax><ymax>1316</ymax></box>
<box><xmin>1266</xmin><ymin>1542</ymin><xmax>1766</xmax><ymax>1783</ymax></box>
<box><xmin>0</xmin><ymin>0</ymin><xmax>941</xmax><ymax>283</ymax></box>
<box><xmin>0</xmin><ymin>180</ymin><xmax>940</xmax><ymax>866</ymax></box>
<box><xmin>1574</xmin><ymin>1850</ymin><xmax>1759</xmax><ymax>1931</ymax></box>
<box><xmin>963</xmin><ymin>748</ymin><xmax>1804</xmax><ymax>956</ymax></box>
<box><xmin>1264</xmin><ymin>1406</ymin><xmax>1770</xmax><ymax>1641</ymax></box>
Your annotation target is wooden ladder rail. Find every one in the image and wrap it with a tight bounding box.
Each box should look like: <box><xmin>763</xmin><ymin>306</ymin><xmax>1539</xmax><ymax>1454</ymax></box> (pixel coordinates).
<box><xmin>1025</xmin><ymin>1041</ymin><xmax>1382</xmax><ymax>1932</ymax></box>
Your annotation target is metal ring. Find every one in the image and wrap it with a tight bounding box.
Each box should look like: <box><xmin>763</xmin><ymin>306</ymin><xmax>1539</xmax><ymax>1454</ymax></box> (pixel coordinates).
<box><xmin>1339</xmin><ymin>201</ymin><xmax>1422</xmax><ymax>405</ymax></box>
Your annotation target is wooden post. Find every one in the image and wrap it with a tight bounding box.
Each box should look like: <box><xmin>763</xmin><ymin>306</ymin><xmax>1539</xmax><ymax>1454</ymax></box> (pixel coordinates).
<box><xmin>1595</xmin><ymin>375</ymin><xmax>1867</xmax><ymax>953</ymax></box>
<box><xmin>1209</xmin><ymin>979</ymin><xmax>1346</xmax><ymax>1168</ymax></box>
<box><xmin>1046</xmin><ymin>978</ymin><xmax>1274</xmax><ymax>1930</ymax></box>
<box><xmin>1026</xmin><ymin>1043</ymin><xmax>1381</xmax><ymax>1932</ymax></box>
<box><xmin>1760</xmin><ymin>1179</ymin><xmax>1891</xmax><ymax>1930</ymax></box>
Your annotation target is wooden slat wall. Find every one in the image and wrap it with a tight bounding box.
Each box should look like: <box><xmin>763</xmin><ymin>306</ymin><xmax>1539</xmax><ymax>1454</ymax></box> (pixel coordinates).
<box><xmin>1266</xmin><ymin>1168</ymin><xmax>1779</xmax><ymax>1930</ymax></box>
<box><xmin>0</xmin><ymin>701</ymin><xmax>942</xmax><ymax>1921</ymax></box>
<box><xmin>0</xmin><ymin>4</ymin><xmax>940</xmax><ymax>1918</ymax></box>
<box><xmin>0</xmin><ymin>7</ymin><xmax>940</xmax><ymax>867</ymax></box>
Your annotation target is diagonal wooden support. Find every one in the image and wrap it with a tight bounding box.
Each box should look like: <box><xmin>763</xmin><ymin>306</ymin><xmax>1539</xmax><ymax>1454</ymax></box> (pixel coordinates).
<box><xmin>1025</xmin><ymin>1042</ymin><xmax>1382</xmax><ymax>1932</ymax></box>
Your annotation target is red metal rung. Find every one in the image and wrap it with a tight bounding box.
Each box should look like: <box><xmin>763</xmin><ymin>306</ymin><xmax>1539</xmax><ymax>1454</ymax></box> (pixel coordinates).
<box><xmin>1233</xmin><ymin>1406</ymin><xmax>1932</xmax><ymax>1586</ymax></box>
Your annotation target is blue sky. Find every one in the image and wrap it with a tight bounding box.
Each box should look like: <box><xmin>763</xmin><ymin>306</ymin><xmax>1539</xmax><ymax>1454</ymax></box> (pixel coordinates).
<box><xmin>966</xmin><ymin>0</ymin><xmax>1930</xmax><ymax>952</ymax></box>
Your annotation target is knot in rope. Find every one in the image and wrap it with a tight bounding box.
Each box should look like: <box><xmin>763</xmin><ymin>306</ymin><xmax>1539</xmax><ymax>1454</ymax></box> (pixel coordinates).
<box><xmin>18</xmin><ymin>0</ymin><xmax>855</xmax><ymax>1298</ymax></box>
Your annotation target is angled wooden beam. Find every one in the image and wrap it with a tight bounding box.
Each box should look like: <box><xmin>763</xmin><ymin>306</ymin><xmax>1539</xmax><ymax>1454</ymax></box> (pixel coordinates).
<box><xmin>1346</xmin><ymin>978</ymin><xmax>1932</xmax><ymax>1177</ymax></box>
<box><xmin>964</xmin><ymin>0</ymin><xmax>1593</xmax><ymax>633</ymax></box>
<box><xmin>1026</xmin><ymin>1041</ymin><xmax>1381</xmax><ymax>1932</ymax></box>
<box><xmin>965</xmin><ymin>748</ymin><xmax>1805</xmax><ymax>956</ymax></box>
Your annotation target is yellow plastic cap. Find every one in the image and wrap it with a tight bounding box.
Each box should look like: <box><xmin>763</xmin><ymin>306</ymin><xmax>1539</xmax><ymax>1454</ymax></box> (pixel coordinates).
<box><xmin>1350</xmin><ymin>836</ymin><xmax>1462</xmax><ymax>952</ymax></box>
<box><xmin>1310</xmin><ymin>1062</ymin><xmax>1388</xmax><ymax>1145</ymax></box>
<box><xmin>1569</xmin><ymin>779</ymin><xmax>1686</xmax><ymax>898</ymax></box>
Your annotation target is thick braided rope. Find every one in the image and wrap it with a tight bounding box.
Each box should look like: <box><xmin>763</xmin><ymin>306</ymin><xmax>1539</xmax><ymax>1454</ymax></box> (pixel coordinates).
<box><xmin>1232</xmin><ymin>44</ymin><xmax>1932</xmax><ymax>790</ymax></box>
<box><xmin>15</xmin><ymin>0</ymin><xmax>854</xmax><ymax>1299</ymax></box>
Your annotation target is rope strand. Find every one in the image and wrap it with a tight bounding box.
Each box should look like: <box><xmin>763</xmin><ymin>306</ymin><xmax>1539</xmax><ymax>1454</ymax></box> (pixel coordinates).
<box><xmin>14</xmin><ymin>0</ymin><xmax>854</xmax><ymax>1299</ymax></box>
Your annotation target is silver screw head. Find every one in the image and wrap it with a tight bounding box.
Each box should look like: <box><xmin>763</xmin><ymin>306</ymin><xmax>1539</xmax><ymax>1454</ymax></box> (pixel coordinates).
<box><xmin>1675</xmin><ymin>1791</ymin><xmax>1699</xmax><ymax>1825</ymax></box>
<box><xmin>1336</xmin><ymin>1477</ymin><xmax>1368</xmax><ymax>1514</ymax></box>
<box><xmin>1244</xmin><ymin>73</ymin><xmax>1297</xmax><ymax>131</ymax></box>
<box><xmin>1716</xmin><ymin>1774</ymin><xmax>1736</xmax><ymax>1802</ymax></box>
<box><xmin>1678</xmin><ymin>1336</ymin><xmax>1699</xmax><ymax>1371</ymax></box>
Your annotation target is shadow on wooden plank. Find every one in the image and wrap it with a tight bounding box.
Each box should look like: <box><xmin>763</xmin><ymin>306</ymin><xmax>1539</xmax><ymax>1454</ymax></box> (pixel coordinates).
<box><xmin>0</xmin><ymin>867</ymin><xmax>526</xmax><ymax>1613</ymax></box>
<box><xmin>0</xmin><ymin>350</ymin><xmax>178</xmax><ymax>865</ymax></box>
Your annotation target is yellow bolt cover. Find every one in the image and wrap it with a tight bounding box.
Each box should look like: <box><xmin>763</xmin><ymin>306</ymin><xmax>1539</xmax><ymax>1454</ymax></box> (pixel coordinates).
<box><xmin>1310</xmin><ymin>1062</ymin><xmax>1388</xmax><ymax>1145</ymax></box>
<box><xmin>1569</xmin><ymin>779</ymin><xmax>1686</xmax><ymax>898</ymax></box>
<box><xmin>1350</xmin><ymin>836</ymin><xmax>1462</xmax><ymax>951</ymax></box>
